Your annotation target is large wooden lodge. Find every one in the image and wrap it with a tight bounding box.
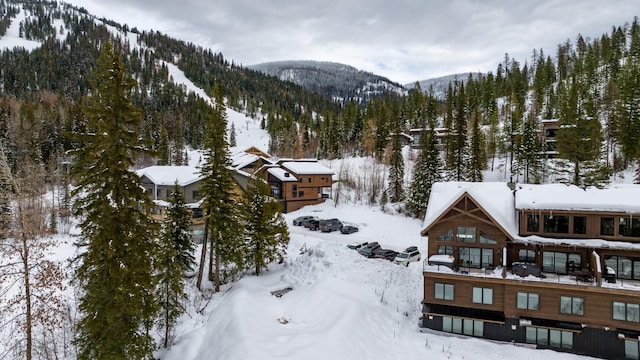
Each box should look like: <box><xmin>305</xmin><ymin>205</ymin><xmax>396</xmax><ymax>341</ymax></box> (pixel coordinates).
<box><xmin>421</xmin><ymin>182</ymin><xmax>640</xmax><ymax>359</ymax></box>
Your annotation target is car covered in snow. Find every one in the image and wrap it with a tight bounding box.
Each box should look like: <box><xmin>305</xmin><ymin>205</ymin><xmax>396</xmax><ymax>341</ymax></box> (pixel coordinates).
<box><xmin>340</xmin><ymin>225</ymin><xmax>359</xmax><ymax>234</ymax></box>
<box><xmin>293</xmin><ymin>215</ymin><xmax>317</xmax><ymax>226</ymax></box>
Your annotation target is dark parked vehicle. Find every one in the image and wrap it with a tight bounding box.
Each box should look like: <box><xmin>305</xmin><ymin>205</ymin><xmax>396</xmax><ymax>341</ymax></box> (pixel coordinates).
<box><xmin>347</xmin><ymin>242</ymin><xmax>369</xmax><ymax>250</ymax></box>
<box><xmin>340</xmin><ymin>225</ymin><xmax>359</xmax><ymax>234</ymax></box>
<box><xmin>358</xmin><ymin>242</ymin><xmax>381</xmax><ymax>257</ymax></box>
<box><xmin>304</xmin><ymin>219</ymin><xmax>320</xmax><ymax>231</ymax></box>
<box><xmin>373</xmin><ymin>249</ymin><xmax>399</xmax><ymax>261</ymax></box>
<box><xmin>319</xmin><ymin>218</ymin><xmax>343</xmax><ymax>232</ymax></box>
<box><xmin>404</xmin><ymin>246</ymin><xmax>418</xmax><ymax>253</ymax></box>
<box><xmin>293</xmin><ymin>215</ymin><xmax>317</xmax><ymax>226</ymax></box>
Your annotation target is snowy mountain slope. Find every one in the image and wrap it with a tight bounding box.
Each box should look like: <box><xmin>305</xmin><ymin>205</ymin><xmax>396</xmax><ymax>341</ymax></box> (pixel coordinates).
<box><xmin>405</xmin><ymin>72</ymin><xmax>484</xmax><ymax>99</ymax></box>
<box><xmin>250</xmin><ymin>60</ymin><xmax>407</xmax><ymax>103</ymax></box>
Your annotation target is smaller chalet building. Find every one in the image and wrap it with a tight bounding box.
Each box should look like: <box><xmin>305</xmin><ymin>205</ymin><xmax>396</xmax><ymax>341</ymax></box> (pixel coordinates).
<box><xmin>137</xmin><ymin>165</ymin><xmax>205</xmax><ymax>242</ymax></box>
<box><xmin>265</xmin><ymin>160</ymin><xmax>334</xmax><ymax>213</ymax></box>
<box><xmin>421</xmin><ymin>182</ymin><xmax>640</xmax><ymax>359</ymax></box>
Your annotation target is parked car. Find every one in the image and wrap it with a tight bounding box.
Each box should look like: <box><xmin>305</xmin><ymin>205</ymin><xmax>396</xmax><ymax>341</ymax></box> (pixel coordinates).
<box><xmin>393</xmin><ymin>249</ymin><xmax>421</xmax><ymax>266</ymax></box>
<box><xmin>373</xmin><ymin>249</ymin><xmax>399</xmax><ymax>261</ymax></box>
<box><xmin>404</xmin><ymin>246</ymin><xmax>418</xmax><ymax>253</ymax></box>
<box><xmin>340</xmin><ymin>225</ymin><xmax>359</xmax><ymax>234</ymax></box>
<box><xmin>347</xmin><ymin>241</ymin><xmax>369</xmax><ymax>250</ymax></box>
<box><xmin>304</xmin><ymin>219</ymin><xmax>320</xmax><ymax>231</ymax></box>
<box><xmin>293</xmin><ymin>215</ymin><xmax>317</xmax><ymax>226</ymax></box>
<box><xmin>357</xmin><ymin>242</ymin><xmax>381</xmax><ymax>257</ymax></box>
<box><xmin>319</xmin><ymin>218</ymin><xmax>343</xmax><ymax>232</ymax></box>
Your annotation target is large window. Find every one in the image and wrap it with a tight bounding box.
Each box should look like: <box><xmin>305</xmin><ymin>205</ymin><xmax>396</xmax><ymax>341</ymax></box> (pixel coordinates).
<box><xmin>543</xmin><ymin>215</ymin><xmax>569</xmax><ymax>233</ymax></box>
<box><xmin>459</xmin><ymin>247</ymin><xmax>493</xmax><ymax>268</ymax></box>
<box><xmin>517</xmin><ymin>292</ymin><xmax>539</xmax><ymax>310</ymax></box>
<box><xmin>436</xmin><ymin>230</ymin><xmax>453</xmax><ymax>242</ymax></box>
<box><xmin>291</xmin><ymin>184</ymin><xmax>298</xmax><ymax>198</ymax></box>
<box><xmin>605</xmin><ymin>255</ymin><xmax>640</xmax><ymax>280</ymax></box>
<box><xmin>620</xmin><ymin>217</ymin><xmax>640</xmax><ymax>237</ymax></box>
<box><xmin>435</xmin><ymin>283</ymin><xmax>454</xmax><ymax>300</ymax></box>
<box><xmin>573</xmin><ymin>216</ymin><xmax>587</xmax><ymax>234</ymax></box>
<box><xmin>442</xmin><ymin>317</ymin><xmax>483</xmax><ymax>337</ymax></box>
<box><xmin>527</xmin><ymin>214</ymin><xmax>539</xmax><ymax>232</ymax></box>
<box><xmin>560</xmin><ymin>296</ymin><xmax>584</xmax><ymax>316</ymax></box>
<box><xmin>457</xmin><ymin>226</ymin><xmax>476</xmax><ymax>242</ymax></box>
<box><xmin>525</xmin><ymin>327</ymin><xmax>573</xmax><ymax>349</ymax></box>
<box><xmin>613</xmin><ymin>302</ymin><xmax>640</xmax><ymax>322</ymax></box>
<box><xmin>472</xmin><ymin>287</ymin><xmax>493</xmax><ymax>304</ymax></box>
<box><xmin>542</xmin><ymin>251</ymin><xmax>581</xmax><ymax>274</ymax></box>
<box><xmin>601</xmin><ymin>217</ymin><xmax>614</xmax><ymax>236</ymax></box>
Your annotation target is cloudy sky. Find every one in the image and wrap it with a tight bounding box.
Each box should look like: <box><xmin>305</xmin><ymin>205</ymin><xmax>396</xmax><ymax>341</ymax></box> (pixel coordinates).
<box><xmin>65</xmin><ymin>0</ymin><xmax>638</xmax><ymax>84</ymax></box>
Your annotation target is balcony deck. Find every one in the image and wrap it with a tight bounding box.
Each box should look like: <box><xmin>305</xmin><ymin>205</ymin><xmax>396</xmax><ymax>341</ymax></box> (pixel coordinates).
<box><xmin>423</xmin><ymin>260</ymin><xmax>640</xmax><ymax>292</ymax></box>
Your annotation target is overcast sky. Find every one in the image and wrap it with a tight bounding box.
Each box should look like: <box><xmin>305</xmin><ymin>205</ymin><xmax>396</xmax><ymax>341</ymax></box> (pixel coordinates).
<box><xmin>65</xmin><ymin>0</ymin><xmax>638</xmax><ymax>84</ymax></box>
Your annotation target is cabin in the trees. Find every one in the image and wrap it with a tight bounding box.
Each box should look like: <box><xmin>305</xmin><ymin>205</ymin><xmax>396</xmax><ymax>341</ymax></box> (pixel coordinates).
<box><xmin>263</xmin><ymin>159</ymin><xmax>335</xmax><ymax>213</ymax></box>
<box><xmin>540</xmin><ymin>119</ymin><xmax>559</xmax><ymax>158</ymax></box>
<box><xmin>421</xmin><ymin>182</ymin><xmax>640</xmax><ymax>359</ymax></box>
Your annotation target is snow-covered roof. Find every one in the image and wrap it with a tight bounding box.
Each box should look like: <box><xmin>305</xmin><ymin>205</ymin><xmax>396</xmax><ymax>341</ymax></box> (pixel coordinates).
<box><xmin>514</xmin><ymin>234</ymin><xmax>640</xmax><ymax>251</ymax></box>
<box><xmin>280</xmin><ymin>161</ymin><xmax>335</xmax><ymax>176</ymax></box>
<box><xmin>515</xmin><ymin>183</ymin><xmax>640</xmax><ymax>214</ymax></box>
<box><xmin>422</xmin><ymin>182</ymin><xmax>517</xmax><ymax>237</ymax></box>
<box><xmin>137</xmin><ymin>166</ymin><xmax>202</xmax><ymax>186</ymax></box>
<box><xmin>267</xmin><ymin>167</ymin><xmax>298</xmax><ymax>182</ymax></box>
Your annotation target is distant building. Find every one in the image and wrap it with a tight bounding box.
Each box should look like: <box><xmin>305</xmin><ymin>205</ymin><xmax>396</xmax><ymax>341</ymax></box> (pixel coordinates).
<box><xmin>421</xmin><ymin>182</ymin><xmax>640</xmax><ymax>359</ymax></box>
<box><xmin>540</xmin><ymin>119</ymin><xmax>559</xmax><ymax>158</ymax></box>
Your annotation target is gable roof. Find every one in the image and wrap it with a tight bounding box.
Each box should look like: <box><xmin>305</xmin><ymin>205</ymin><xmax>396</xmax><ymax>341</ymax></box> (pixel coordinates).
<box><xmin>515</xmin><ymin>183</ymin><xmax>640</xmax><ymax>214</ymax></box>
<box><xmin>267</xmin><ymin>167</ymin><xmax>298</xmax><ymax>182</ymax></box>
<box><xmin>422</xmin><ymin>182</ymin><xmax>517</xmax><ymax>237</ymax></box>
<box><xmin>137</xmin><ymin>166</ymin><xmax>202</xmax><ymax>186</ymax></box>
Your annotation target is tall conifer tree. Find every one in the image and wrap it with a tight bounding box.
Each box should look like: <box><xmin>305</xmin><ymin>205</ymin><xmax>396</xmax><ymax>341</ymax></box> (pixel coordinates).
<box><xmin>197</xmin><ymin>83</ymin><xmax>244</xmax><ymax>292</ymax></box>
<box><xmin>71</xmin><ymin>41</ymin><xmax>159</xmax><ymax>359</ymax></box>
<box><xmin>242</xmin><ymin>176</ymin><xmax>290</xmax><ymax>275</ymax></box>
<box><xmin>407</xmin><ymin>120</ymin><xmax>443</xmax><ymax>219</ymax></box>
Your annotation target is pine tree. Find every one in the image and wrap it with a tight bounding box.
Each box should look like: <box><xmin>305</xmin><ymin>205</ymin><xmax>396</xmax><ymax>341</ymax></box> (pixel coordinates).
<box><xmin>407</xmin><ymin>120</ymin><xmax>443</xmax><ymax>219</ymax></box>
<box><xmin>517</xmin><ymin>115</ymin><xmax>543</xmax><ymax>183</ymax></box>
<box><xmin>164</xmin><ymin>183</ymin><xmax>195</xmax><ymax>273</ymax></box>
<box><xmin>242</xmin><ymin>176</ymin><xmax>290</xmax><ymax>275</ymax></box>
<box><xmin>445</xmin><ymin>82</ymin><xmax>469</xmax><ymax>181</ymax></box>
<box><xmin>156</xmin><ymin>183</ymin><xmax>192</xmax><ymax>349</ymax></box>
<box><xmin>197</xmin><ymin>83</ymin><xmax>244</xmax><ymax>292</ymax></box>
<box><xmin>466</xmin><ymin>106</ymin><xmax>485</xmax><ymax>182</ymax></box>
<box><xmin>387</xmin><ymin>125</ymin><xmax>405</xmax><ymax>203</ymax></box>
<box><xmin>70</xmin><ymin>41</ymin><xmax>159</xmax><ymax>359</ymax></box>
<box><xmin>229</xmin><ymin>121</ymin><xmax>237</xmax><ymax>147</ymax></box>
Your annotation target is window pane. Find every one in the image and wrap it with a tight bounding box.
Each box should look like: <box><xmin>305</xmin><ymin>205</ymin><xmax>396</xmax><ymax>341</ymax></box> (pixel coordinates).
<box><xmin>479</xmin><ymin>232</ymin><xmax>497</xmax><ymax>244</ymax></box>
<box><xmin>445</xmin><ymin>284</ymin><xmax>454</xmax><ymax>300</ymax></box>
<box><xmin>542</xmin><ymin>252</ymin><xmax>555</xmax><ymax>272</ymax></box>
<box><xmin>526</xmin><ymin>327</ymin><xmax>537</xmax><ymax>344</ymax></box>
<box><xmin>442</xmin><ymin>316</ymin><xmax>452</xmax><ymax>332</ymax></box>
<box><xmin>530</xmin><ymin>293</ymin><xmax>539</xmax><ymax>310</ymax></box>
<box><xmin>472</xmin><ymin>288</ymin><xmax>482</xmax><ymax>303</ymax></box>
<box><xmin>537</xmin><ymin>328</ymin><xmax>548</xmax><ymax>345</ymax></box>
<box><xmin>484</xmin><ymin>289</ymin><xmax>493</xmax><ymax>304</ymax></box>
<box><xmin>626</xmin><ymin>340</ymin><xmax>640</xmax><ymax>360</ymax></box>
<box><xmin>452</xmin><ymin>318</ymin><xmax>462</xmax><ymax>334</ymax></box>
<box><xmin>562</xmin><ymin>331</ymin><xmax>573</xmax><ymax>349</ymax></box>
<box><xmin>544</xmin><ymin>215</ymin><xmax>569</xmax><ymax>233</ymax></box>
<box><xmin>613</xmin><ymin>302</ymin><xmax>626</xmax><ymax>320</ymax></box>
<box><xmin>517</xmin><ymin>292</ymin><xmax>528</xmax><ymax>309</ymax></box>
<box><xmin>473</xmin><ymin>320</ymin><xmax>483</xmax><ymax>337</ymax></box>
<box><xmin>601</xmin><ymin>217</ymin><xmax>614</xmax><ymax>236</ymax></box>
<box><xmin>527</xmin><ymin>214</ymin><xmax>539</xmax><ymax>232</ymax></box>
<box><xmin>457</xmin><ymin>226</ymin><xmax>476</xmax><ymax>242</ymax></box>
<box><xmin>550</xmin><ymin>329</ymin><xmax>561</xmax><ymax>347</ymax></box>
<box><xmin>438</xmin><ymin>245</ymin><xmax>453</xmax><ymax>255</ymax></box>
<box><xmin>463</xmin><ymin>319</ymin><xmax>473</xmax><ymax>335</ymax></box>
<box><xmin>435</xmin><ymin>284</ymin><xmax>443</xmax><ymax>299</ymax></box>
<box><xmin>560</xmin><ymin>296</ymin><xmax>572</xmax><ymax>314</ymax></box>
<box><xmin>554</xmin><ymin>252</ymin><xmax>568</xmax><ymax>274</ymax></box>
<box><xmin>628</xmin><ymin>303</ymin><xmax>640</xmax><ymax>322</ymax></box>
<box><xmin>573</xmin><ymin>216</ymin><xmax>587</xmax><ymax>234</ymax></box>
<box><xmin>437</xmin><ymin>230</ymin><xmax>453</xmax><ymax>241</ymax></box>
<box><xmin>481</xmin><ymin>248</ymin><xmax>493</xmax><ymax>268</ymax></box>
<box><xmin>573</xmin><ymin>297</ymin><xmax>584</xmax><ymax>315</ymax></box>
